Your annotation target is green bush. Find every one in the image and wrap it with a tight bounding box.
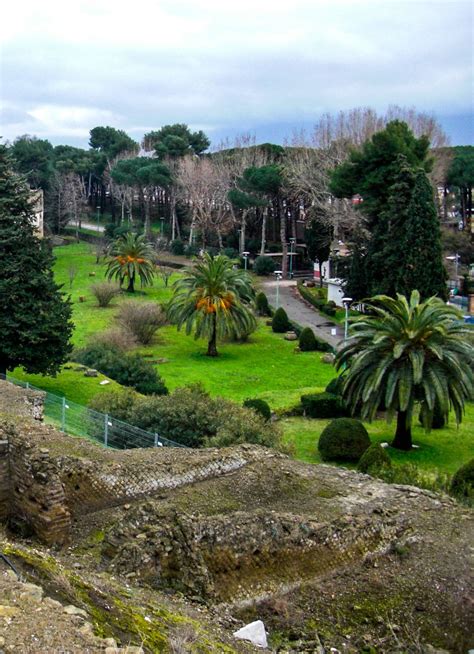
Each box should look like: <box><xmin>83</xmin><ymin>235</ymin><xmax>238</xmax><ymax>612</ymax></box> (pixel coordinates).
<box><xmin>243</xmin><ymin>398</ymin><xmax>272</xmax><ymax>421</ymax></box>
<box><xmin>75</xmin><ymin>343</ymin><xmax>168</xmax><ymax>395</ymax></box>
<box><xmin>254</xmin><ymin>255</ymin><xmax>276</xmax><ymax>276</ymax></box>
<box><xmin>184</xmin><ymin>244</ymin><xmax>199</xmax><ymax>257</ymax></box>
<box><xmin>90</xmin><ymin>384</ymin><xmax>281</xmax><ymax>449</ymax></box>
<box><xmin>272</xmin><ymin>307</ymin><xmax>291</xmax><ymax>333</ymax></box>
<box><xmin>255</xmin><ymin>292</ymin><xmax>272</xmax><ymax>317</ymax></box>
<box><xmin>450</xmin><ymin>459</ymin><xmax>474</xmax><ymax>499</ymax></box>
<box><xmin>358</xmin><ymin>443</ymin><xmax>391</xmax><ymax>474</ymax></box>
<box><xmin>301</xmin><ymin>392</ymin><xmax>347</xmax><ymax>419</ymax></box>
<box><xmin>223</xmin><ymin>247</ymin><xmax>238</xmax><ymax>259</ymax></box>
<box><xmin>299</xmin><ymin>327</ymin><xmax>317</xmax><ymax>352</ymax></box>
<box><xmin>325</xmin><ymin>377</ymin><xmax>344</xmax><ymax>396</ymax></box>
<box><xmin>418</xmin><ymin>401</ymin><xmax>446</xmax><ymax>430</ymax></box>
<box><xmin>321</xmin><ymin>303</ymin><xmax>337</xmax><ymax>317</ymax></box>
<box><xmin>170</xmin><ymin>239</ymin><xmax>185</xmax><ymax>255</ymax></box>
<box><xmin>318</xmin><ymin>418</ymin><xmax>370</xmax><ymax>462</ymax></box>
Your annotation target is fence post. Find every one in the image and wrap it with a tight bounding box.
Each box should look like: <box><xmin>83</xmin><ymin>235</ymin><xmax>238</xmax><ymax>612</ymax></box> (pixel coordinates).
<box><xmin>26</xmin><ymin>382</ymin><xmax>30</xmax><ymax>390</ymax></box>
<box><xmin>104</xmin><ymin>414</ymin><xmax>109</xmax><ymax>447</ymax></box>
<box><xmin>154</xmin><ymin>433</ymin><xmax>159</xmax><ymax>447</ymax></box>
<box><xmin>61</xmin><ymin>397</ymin><xmax>66</xmax><ymax>432</ymax></box>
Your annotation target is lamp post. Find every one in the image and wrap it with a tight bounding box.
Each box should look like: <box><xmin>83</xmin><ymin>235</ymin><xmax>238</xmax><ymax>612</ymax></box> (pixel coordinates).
<box><xmin>289</xmin><ymin>237</ymin><xmax>296</xmax><ymax>279</ymax></box>
<box><xmin>274</xmin><ymin>269</ymin><xmax>283</xmax><ymax>309</ymax></box>
<box><xmin>342</xmin><ymin>297</ymin><xmax>353</xmax><ymax>343</ymax></box>
<box><xmin>242</xmin><ymin>251</ymin><xmax>250</xmax><ymax>271</ymax></box>
<box><xmin>446</xmin><ymin>253</ymin><xmax>460</xmax><ymax>285</ymax></box>
<box><xmin>96</xmin><ymin>205</ymin><xmax>101</xmax><ymax>232</ymax></box>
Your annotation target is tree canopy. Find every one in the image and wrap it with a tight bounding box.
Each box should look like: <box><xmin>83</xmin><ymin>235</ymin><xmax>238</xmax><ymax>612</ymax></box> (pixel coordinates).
<box><xmin>336</xmin><ymin>290</ymin><xmax>473</xmax><ymax>450</ymax></box>
<box><xmin>0</xmin><ymin>144</ymin><xmax>73</xmax><ymax>376</ymax></box>
<box><xmin>143</xmin><ymin>124</ymin><xmax>210</xmax><ymax>158</ymax></box>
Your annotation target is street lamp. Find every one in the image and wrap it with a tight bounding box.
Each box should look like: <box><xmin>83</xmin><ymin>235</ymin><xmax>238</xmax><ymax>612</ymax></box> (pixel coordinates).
<box><xmin>289</xmin><ymin>237</ymin><xmax>296</xmax><ymax>279</ymax></box>
<box><xmin>342</xmin><ymin>297</ymin><xmax>353</xmax><ymax>343</ymax></box>
<box><xmin>274</xmin><ymin>269</ymin><xmax>283</xmax><ymax>309</ymax></box>
<box><xmin>96</xmin><ymin>205</ymin><xmax>101</xmax><ymax>232</ymax></box>
<box><xmin>242</xmin><ymin>251</ymin><xmax>250</xmax><ymax>271</ymax></box>
<box><xmin>446</xmin><ymin>253</ymin><xmax>460</xmax><ymax>281</ymax></box>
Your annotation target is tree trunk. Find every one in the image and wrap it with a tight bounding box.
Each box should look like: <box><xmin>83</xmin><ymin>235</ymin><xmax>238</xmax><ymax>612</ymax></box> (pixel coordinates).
<box><xmin>0</xmin><ymin>361</ymin><xmax>7</xmax><ymax>378</ymax></box>
<box><xmin>240</xmin><ymin>210</ymin><xmax>247</xmax><ymax>253</ymax></box>
<box><xmin>206</xmin><ymin>315</ymin><xmax>218</xmax><ymax>357</ymax></box>
<box><xmin>127</xmin><ymin>273</ymin><xmax>135</xmax><ymax>293</ymax></box>
<box><xmin>217</xmin><ymin>227</ymin><xmax>224</xmax><ymax>250</ymax></box>
<box><xmin>318</xmin><ymin>260</ymin><xmax>324</xmax><ymax>288</ymax></box>
<box><xmin>260</xmin><ymin>207</ymin><xmax>267</xmax><ymax>255</ymax></box>
<box><xmin>144</xmin><ymin>198</ymin><xmax>151</xmax><ymax>238</ymax></box>
<box><xmin>392</xmin><ymin>411</ymin><xmax>412</xmax><ymax>450</ymax></box>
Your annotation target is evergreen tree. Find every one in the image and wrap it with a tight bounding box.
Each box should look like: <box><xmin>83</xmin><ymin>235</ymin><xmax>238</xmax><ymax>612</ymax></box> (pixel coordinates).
<box><xmin>0</xmin><ymin>144</ymin><xmax>73</xmax><ymax>377</ymax></box>
<box><xmin>393</xmin><ymin>168</ymin><xmax>447</xmax><ymax>299</ymax></box>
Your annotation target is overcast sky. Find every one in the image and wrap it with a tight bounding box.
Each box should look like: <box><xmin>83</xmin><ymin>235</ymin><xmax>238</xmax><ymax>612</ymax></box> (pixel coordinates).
<box><xmin>1</xmin><ymin>0</ymin><xmax>473</xmax><ymax>148</ymax></box>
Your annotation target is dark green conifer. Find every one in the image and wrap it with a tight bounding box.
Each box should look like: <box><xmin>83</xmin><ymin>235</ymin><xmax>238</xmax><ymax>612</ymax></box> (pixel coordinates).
<box><xmin>0</xmin><ymin>144</ymin><xmax>73</xmax><ymax>377</ymax></box>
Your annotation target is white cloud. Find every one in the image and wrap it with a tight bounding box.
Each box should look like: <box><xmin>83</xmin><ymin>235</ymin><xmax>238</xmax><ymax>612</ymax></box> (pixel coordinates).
<box><xmin>1</xmin><ymin>0</ymin><xmax>472</xmax><ymax>145</ymax></box>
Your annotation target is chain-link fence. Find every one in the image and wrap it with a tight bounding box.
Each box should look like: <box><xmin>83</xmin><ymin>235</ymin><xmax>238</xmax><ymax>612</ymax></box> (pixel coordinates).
<box><xmin>1</xmin><ymin>375</ymin><xmax>186</xmax><ymax>450</ymax></box>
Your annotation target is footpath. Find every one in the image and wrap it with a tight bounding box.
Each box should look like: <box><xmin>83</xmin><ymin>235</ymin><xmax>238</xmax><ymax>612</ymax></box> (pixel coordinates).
<box><xmin>260</xmin><ymin>279</ymin><xmax>342</xmax><ymax>349</ymax></box>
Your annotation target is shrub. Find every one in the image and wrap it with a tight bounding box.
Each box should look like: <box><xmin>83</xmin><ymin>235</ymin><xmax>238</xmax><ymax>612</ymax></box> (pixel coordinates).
<box><xmin>272</xmin><ymin>307</ymin><xmax>291</xmax><ymax>333</ymax></box>
<box><xmin>301</xmin><ymin>392</ymin><xmax>347</xmax><ymax>419</ymax></box>
<box><xmin>223</xmin><ymin>247</ymin><xmax>238</xmax><ymax>259</ymax></box>
<box><xmin>318</xmin><ymin>418</ymin><xmax>371</xmax><ymax>462</ymax></box>
<box><xmin>325</xmin><ymin>377</ymin><xmax>344</xmax><ymax>396</ymax></box>
<box><xmin>299</xmin><ymin>327</ymin><xmax>317</xmax><ymax>352</ymax></box>
<box><xmin>255</xmin><ymin>292</ymin><xmax>272</xmax><ymax>317</ymax></box>
<box><xmin>418</xmin><ymin>401</ymin><xmax>446</xmax><ymax>430</ymax></box>
<box><xmin>321</xmin><ymin>303</ymin><xmax>337</xmax><ymax>317</ymax></box>
<box><xmin>170</xmin><ymin>239</ymin><xmax>185</xmax><ymax>255</ymax></box>
<box><xmin>94</xmin><ymin>327</ymin><xmax>137</xmax><ymax>351</ymax></box>
<box><xmin>450</xmin><ymin>459</ymin><xmax>474</xmax><ymax>499</ymax></box>
<box><xmin>90</xmin><ymin>281</ymin><xmax>120</xmax><ymax>307</ymax></box>
<box><xmin>115</xmin><ymin>301</ymin><xmax>166</xmax><ymax>345</ymax></box>
<box><xmin>254</xmin><ymin>255</ymin><xmax>276</xmax><ymax>276</ymax></box>
<box><xmin>75</xmin><ymin>343</ymin><xmax>168</xmax><ymax>395</ymax></box>
<box><xmin>184</xmin><ymin>244</ymin><xmax>199</xmax><ymax>257</ymax></box>
<box><xmin>358</xmin><ymin>443</ymin><xmax>391</xmax><ymax>474</ymax></box>
<box><xmin>92</xmin><ymin>384</ymin><xmax>281</xmax><ymax>449</ymax></box>
<box><xmin>89</xmin><ymin>388</ymin><xmax>139</xmax><ymax>422</ymax></box>
<box><xmin>243</xmin><ymin>398</ymin><xmax>272</xmax><ymax>421</ymax></box>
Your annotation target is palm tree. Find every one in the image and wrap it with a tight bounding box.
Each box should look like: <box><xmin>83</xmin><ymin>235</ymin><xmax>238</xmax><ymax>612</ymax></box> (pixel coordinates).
<box><xmin>167</xmin><ymin>253</ymin><xmax>256</xmax><ymax>357</ymax></box>
<box><xmin>335</xmin><ymin>291</ymin><xmax>473</xmax><ymax>450</ymax></box>
<box><xmin>105</xmin><ymin>232</ymin><xmax>155</xmax><ymax>293</ymax></box>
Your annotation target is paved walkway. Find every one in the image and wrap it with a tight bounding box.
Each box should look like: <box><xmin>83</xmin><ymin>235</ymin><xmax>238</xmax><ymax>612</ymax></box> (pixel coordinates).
<box><xmin>260</xmin><ymin>280</ymin><xmax>342</xmax><ymax>349</ymax></box>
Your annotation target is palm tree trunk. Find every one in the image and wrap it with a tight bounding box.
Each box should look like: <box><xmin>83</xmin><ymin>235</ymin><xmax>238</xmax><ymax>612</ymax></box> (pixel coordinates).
<box><xmin>392</xmin><ymin>411</ymin><xmax>412</xmax><ymax>450</ymax></box>
<box><xmin>127</xmin><ymin>273</ymin><xmax>135</xmax><ymax>293</ymax></box>
<box><xmin>207</xmin><ymin>314</ymin><xmax>218</xmax><ymax>357</ymax></box>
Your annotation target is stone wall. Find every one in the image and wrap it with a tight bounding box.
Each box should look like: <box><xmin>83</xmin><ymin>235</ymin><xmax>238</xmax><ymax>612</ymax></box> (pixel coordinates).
<box><xmin>0</xmin><ymin>383</ymin><xmax>278</xmax><ymax>544</ymax></box>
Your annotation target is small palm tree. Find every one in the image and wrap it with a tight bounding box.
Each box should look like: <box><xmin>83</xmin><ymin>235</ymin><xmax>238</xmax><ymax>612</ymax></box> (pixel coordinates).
<box><xmin>105</xmin><ymin>232</ymin><xmax>155</xmax><ymax>293</ymax></box>
<box><xmin>167</xmin><ymin>253</ymin><xmax>256</xmax><ymax>357</ymax></box>
<box><xmin>335</xmin><ymin>290</ymin><xmax>473</xmax><ymax>450</ymax></box>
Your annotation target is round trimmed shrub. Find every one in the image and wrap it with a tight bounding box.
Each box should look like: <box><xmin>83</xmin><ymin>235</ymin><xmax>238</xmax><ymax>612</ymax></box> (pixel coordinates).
<box><xmin>243</xmin><ymin>398</ymin><xmax>272</xmax><ymax>421</ymax></box>
<box><xmin>170</xmin><ymin>239</ymin><xmax>185</xmax><ymax>255</ymax></box>
<box><xmin>256</xmin><ymin>292</ymin><xmax>272</xmax><ymax>317</ymax></box>
<box><xmin>325</xmin><ymin>377</ymin><xmax>344</xmax><ymax>396</ymax></box>
<box><xmin>272</xmin><ymin>307</ymin><xmax>291</xmax><ymax>333</ymax></box>
<box><xmin>254</xmin><ymin>255</ymin><xmax>276</xmax><ymax>276</ymax></box>
<box><xmin>450</xmin><ymin>459</ymin><xmax>474</xmax><ymax>499</ymax></box>
<box><xmin>358</xmin><ymin>443</ymin><xmax>391</xmax><ymax>474</ymax></box>
<box><xmin>418</xmin><ymin>401</ymin><xmax>446</xmax><ymax>430</ymax></box>
<box><xmin>301</xmin><ymin>392</ymin><xmax>347</xmax><ymax>419</ymax></box>
<box><xmin>299</xmin><ymin>327</ymin><xmax>317</xmax><ymax>352</ymax></box>
<box><xmin>322</xmin><ymin>303</ymin><xmax>337</xmax><ymax>317</ymax></box>
<box><xmin>318</xmin><ymin>418</ymin><xmax>371</xmax><ymax>462</ymax></box>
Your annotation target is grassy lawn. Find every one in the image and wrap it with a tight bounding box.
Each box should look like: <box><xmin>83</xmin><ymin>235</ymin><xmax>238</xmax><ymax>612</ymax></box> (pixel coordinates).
<box><xmin>14</xmin><ymin>241</ymin><xmax>473</xmax><ymax>476</ymax></box>
<box><xmin>16</xmin><ymin>242</ymin><xmax>333</xmax><ymax>409</ymax></box>
<box><xmin>282</xmin><ymin>401</ymin><xmax>474</xmax><ymax>474</ymax></box>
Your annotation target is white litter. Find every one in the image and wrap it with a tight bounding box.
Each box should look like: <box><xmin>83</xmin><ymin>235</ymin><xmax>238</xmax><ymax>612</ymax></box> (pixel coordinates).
<box><xmin>233</xmin><ymin>620</ymin><xmax>268</xmax><ymax>648</ymax></box>
<box><xmin>100</xmin><ymin>380</ymin><xmax>110</xmax><ymax>385</ymax></box>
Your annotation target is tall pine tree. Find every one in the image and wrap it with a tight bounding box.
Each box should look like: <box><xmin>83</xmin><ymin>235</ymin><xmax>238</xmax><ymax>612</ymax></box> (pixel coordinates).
<box><xmin>395</xmin><ymin>168</ymin><xmax>447</xmax><ymax>299</ymax></box>
<box><xmin>0</xmin><ymin>144</ymin><xmax>73</xmax><ymax>377</ymax></box>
